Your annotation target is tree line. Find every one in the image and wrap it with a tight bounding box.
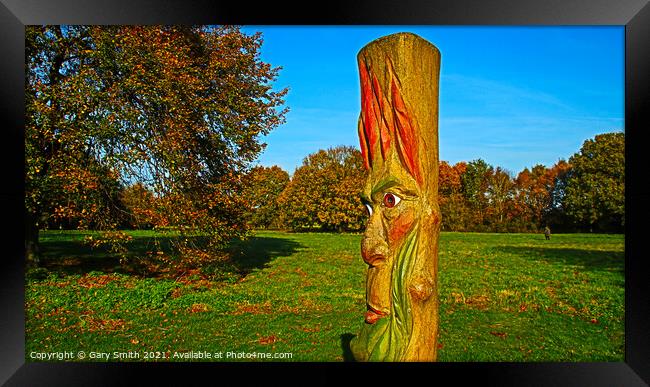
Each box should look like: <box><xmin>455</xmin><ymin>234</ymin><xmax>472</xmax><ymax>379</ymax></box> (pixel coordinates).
<box><xmin>240</xmin><ymin>131</ymin><xmax>624</xmax><ymax>234</ymax></box>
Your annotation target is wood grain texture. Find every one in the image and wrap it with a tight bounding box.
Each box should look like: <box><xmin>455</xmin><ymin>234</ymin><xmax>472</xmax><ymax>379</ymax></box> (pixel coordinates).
<box><xmin>351</xmin><ymin>32</ymin><xmax>441</xmax><ymax>361</ymax></box>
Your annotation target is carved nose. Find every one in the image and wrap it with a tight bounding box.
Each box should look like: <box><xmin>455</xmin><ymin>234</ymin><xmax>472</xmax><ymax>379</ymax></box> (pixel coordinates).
<box><xmin>361</xmin><ymin>214</ymin><xmax>389</xmax><ymax>266</ymax></box>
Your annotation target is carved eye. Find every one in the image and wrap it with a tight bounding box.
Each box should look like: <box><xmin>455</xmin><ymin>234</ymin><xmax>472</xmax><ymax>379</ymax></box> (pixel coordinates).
<box><xmin>365</xmin><ymin>203</ymin><xmax>373</xmax><ymax>216</ymax></box>
<box><xmin>383</xmin><ymin>193</ymin><xmax>401</xmax><ymax>208</ymax></box>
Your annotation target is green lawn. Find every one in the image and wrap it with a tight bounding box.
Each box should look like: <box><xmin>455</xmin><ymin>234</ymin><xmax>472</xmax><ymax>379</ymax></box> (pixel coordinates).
<box><xmin>25</xmin><ymin>230</ymin><xmax>624</xmax><ymax>362</ymax></box>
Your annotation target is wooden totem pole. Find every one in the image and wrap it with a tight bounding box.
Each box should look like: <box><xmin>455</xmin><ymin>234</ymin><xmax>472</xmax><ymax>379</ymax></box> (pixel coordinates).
<box><xmin>350</xmin><ymin>33</ymin><xmax>441</xmax><ymax>361</ymax></box>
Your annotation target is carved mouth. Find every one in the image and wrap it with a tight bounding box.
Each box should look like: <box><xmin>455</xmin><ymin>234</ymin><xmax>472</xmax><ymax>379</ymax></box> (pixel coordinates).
<box><xmin>365</xmin><ymin>253</ymin><xmax>387</xmax><ymax>266</ymax></box>
<box><xmin>365</xmin><ymin>306</ymin><xmax>388</xmax><ymax>324</ymax></box>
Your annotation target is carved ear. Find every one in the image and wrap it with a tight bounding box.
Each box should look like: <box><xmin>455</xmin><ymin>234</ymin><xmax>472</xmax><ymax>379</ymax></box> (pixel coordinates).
<box><xmin>387</xmin><ymin>58</ymin><xmax>422</xmax><ymax>185</ymax></box>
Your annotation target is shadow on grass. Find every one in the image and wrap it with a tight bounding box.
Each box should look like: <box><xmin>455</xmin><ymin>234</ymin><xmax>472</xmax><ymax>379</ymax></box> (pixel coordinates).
<box><xmin>40</xmin><ymin>234</ymin><xmax>180</xmax><ymax>276</ymax></box>
<box><xmin>40</xmin><ymin>233</ymin><xmax>303</xmax><ymax>278</ymax></box>
<box><xmin>228</xmin><ymin>236</ymin><xmax>303</xmax><ymax>275</ymax></box>
<box><xmin>494</xmin><ymin>245</ymin><xmax>623</xmax><ymax>273</ymax></box>
<box><xmin>340</xmin><ymin>333</ymin><xmax>356</xmax><ymax>362</ymax></box>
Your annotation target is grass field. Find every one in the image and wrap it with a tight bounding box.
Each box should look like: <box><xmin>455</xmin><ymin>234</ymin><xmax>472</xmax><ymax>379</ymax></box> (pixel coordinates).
<box><xmin>25</xmin><ymin>230</ymin><xmax>624</xmax><ymax>362</ymax></box>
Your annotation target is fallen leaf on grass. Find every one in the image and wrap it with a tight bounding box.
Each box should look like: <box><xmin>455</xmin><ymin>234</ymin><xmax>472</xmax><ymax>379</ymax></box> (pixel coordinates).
<box><xmin>170</xmin><ymin>288</ymin><xmax>184</xmax><ymax>299</ymax></box>
<box><xmin>258</xmin><ymin>335</ymin><xmax>279</xmax><ymax>345</ymax></box>
<box><xmin>188</xmin><ymin>303</ymin><xmax>209</xmax><ymax>313</ymax></box>
<box><xmin>299</xmin><ymin>325</ymin><xmax>321</xmax><ymax>333</ymax></box>
<box><xmin>231</xmin><ymin>301</ymin><xmax>273</xmax><ymax>315</ymax></box>
<box><xmin>450</xmin><ymin>292</ymin><xmax>465</xmax><ymax>304</ymax></box>
<box><xmin>489</xmin><ymin>331</ymin><xmax>508</xmax><ymax>339</ymax></box>
<box><xmin>77</xmin><ymin>273</ymin><xmax>121</xmax><ymax>289</ymax></box>
<box><xmin>77</xmin><ymin>315</ymin><xmax>126</xmax><ymax>332</ymax></box>
<box><xmin>465</xmin><ymin>294</ymin><xmax>489</xmax><ymax>310</ymax></box>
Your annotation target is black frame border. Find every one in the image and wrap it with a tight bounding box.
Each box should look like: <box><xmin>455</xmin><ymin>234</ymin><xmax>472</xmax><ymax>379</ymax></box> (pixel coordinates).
<box><xmin>1</xmin><ymin>0</ymin><xmax>648</xmax><ymax>385</ymax></box>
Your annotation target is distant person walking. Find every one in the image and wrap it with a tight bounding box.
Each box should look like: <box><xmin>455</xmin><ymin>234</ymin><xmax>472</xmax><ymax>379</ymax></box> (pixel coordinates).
<box><xmin>544</xmin><ymin>226</ymin><xmax>551</xmax><ymax>240</ymax></box>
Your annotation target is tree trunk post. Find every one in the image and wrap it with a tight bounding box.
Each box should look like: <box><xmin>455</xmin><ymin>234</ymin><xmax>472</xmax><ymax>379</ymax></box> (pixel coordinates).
<box><xmin>350</xmin><ymin>33</ymin><xmax>441</xmax><ymax>361</ymax></box>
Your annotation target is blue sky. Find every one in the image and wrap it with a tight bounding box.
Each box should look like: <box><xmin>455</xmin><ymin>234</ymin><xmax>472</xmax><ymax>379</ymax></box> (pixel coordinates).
<box><xmin>241</xmin><ymin>26</ymin><xmax>624</xmax><ymax>176</ymax></box>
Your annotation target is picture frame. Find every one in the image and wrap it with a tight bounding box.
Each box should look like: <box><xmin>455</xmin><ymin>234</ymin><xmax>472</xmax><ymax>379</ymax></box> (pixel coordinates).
<box><xmin>1</xmin><ymin>0</ymin><xmax>648</xmax><ymax>384</ymax></box>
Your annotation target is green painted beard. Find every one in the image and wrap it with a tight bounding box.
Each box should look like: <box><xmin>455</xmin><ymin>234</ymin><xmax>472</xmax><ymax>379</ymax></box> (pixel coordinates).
<box><xmin>351</xmin><ymin>225</ymin><xmax>419</xmax><ymax>361</ymax></box>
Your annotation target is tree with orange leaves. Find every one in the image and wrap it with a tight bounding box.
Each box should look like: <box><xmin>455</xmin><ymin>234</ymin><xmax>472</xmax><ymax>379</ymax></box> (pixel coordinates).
<box><xmin>513</xmin><ymin>160</ymin><xmax>573</xmax><ymax>231</ymax></box>
<box><xmin>438</xmin><ymin>161</ymin><xmax>470</xmax><ymax>231</ymax></box>
<box><xmin>278</xmin><ymin>146</ymin><xmax>367</xmax><ymax>232</ymax></box>
<box><xmin>25</xmin><ymin>25</ymin><xmax>288</xmax><ymax>265</ymax></box>
<box><xmin>241</xmin><ymin>166</ymin><xmax>290</xmax><ymax>229</ymax></box>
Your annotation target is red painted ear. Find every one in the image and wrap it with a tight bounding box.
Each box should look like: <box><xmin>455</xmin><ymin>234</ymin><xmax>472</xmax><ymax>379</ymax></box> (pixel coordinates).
<box><xmin>387</xmin><ymin>58</ymin><xmax>422</xmax><ymax>185</ymax></box>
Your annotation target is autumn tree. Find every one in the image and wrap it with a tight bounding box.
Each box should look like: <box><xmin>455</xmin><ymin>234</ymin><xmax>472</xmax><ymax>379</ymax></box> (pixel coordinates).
<box><xmin>564</xmin><ymin>132</ymin><xmax>624</xmax><ymax>232</ymax></box>
<box><xmin>513</xmin><ymin>164</ymin><xmax>550</xmax><ymax>231</ymax></box>
<box><xmin>439</xmin><ymin>161</ymin><xmax>464</xmax><ymax>197</ymax></box>
<box><xmin>120</xmin><ymin>182</ymin><xmax>161</xmax><ymax>229</ymax></box>
<box><xmin>461</xmin><ymin>159</ymin><xmax>492</xmax><ymax>229</ymax></box>
<box><xmin>544</xmin><ymin>160</ymin><xmax>573</xmax><ymax>231</ymax></box>
<box><xmin>278</xmin><ymin>146</ymin><xmax>367</xmax><ymax>232</ymax></box>
<box><xmin>484</xmin><ymin>166</ymin><xmax>515</xmax><ymax>231</ymax></box>
<box><xmin>438</xmin><ymin>161</ymin><xmax>470</xmax><ymax>231</ymax></box>
<box><xmin>241</xmin><ymin>165</ymin><xmax>290</xmax><ymax>229</ymax></box>
<box><xmin>25</xmin><ymin>25</ymin><xmax>288</xmax><ymax>265</ymax></box>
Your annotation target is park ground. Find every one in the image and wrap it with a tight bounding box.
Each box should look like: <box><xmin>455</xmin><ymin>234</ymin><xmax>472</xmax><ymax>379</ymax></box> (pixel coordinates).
<box><xmin>25</xmin><ymin>230</ymin><xmax>624</xmax><ymax>362</ymax></box>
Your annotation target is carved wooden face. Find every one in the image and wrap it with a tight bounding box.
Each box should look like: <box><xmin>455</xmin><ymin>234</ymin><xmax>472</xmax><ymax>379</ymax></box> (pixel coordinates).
<box><xmin>361</xmin><ymin>154</ymin><xmax>422</xmax><ymax>257</ymax></box>
<box><xmin>355</xmin><ymin>54</ymin><xmax>431</xmax><ymax>323</ymax></box>
<box><xmin>351</xmin><ymin>32</ymin><xmax>441</xmax><ymax>362</ymax></box>
<box><xmin>360</xmin><ymin>150</ymin><xmax>425</xmax><ymax>322</ymax></box>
